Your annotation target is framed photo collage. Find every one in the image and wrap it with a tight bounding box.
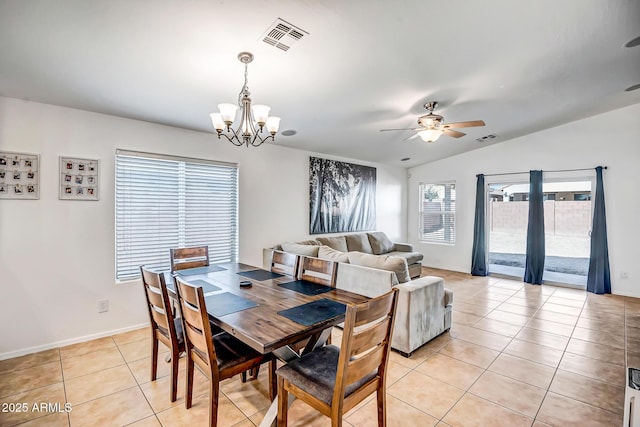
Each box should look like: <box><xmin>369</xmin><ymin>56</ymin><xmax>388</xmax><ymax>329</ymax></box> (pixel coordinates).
<box><xmin>59</xmin><ymin>156</ymin><xmax>99</xmax><ymax>200</ymax></box>
<box><xmin>0</xmin><ymin>151</ymin><xmax>100</xmax><ymax>201</ymax></box>
<box><xmin>0</xmin><ymin>151</ymin><xmax>40</xmax><ymax>199</ymax></box>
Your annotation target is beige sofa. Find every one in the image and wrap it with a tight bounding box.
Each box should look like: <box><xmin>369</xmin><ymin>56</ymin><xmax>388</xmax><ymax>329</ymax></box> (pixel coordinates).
<box><xmin>263</xmin><ymin>234</ymin><xmax>453</xmax><ymax>357</ymax></box>
<box><xmin>279</xmin><ymin>231</ymin><xmax>424</xmax><ymax>279</ymax></box>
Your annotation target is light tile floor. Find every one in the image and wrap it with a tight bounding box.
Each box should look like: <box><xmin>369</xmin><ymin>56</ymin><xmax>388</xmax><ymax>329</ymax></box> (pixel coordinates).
<box><xmin>0</xmin><ymin>267</ymin><xmax>635</xmax><ymax>426</ymax></box>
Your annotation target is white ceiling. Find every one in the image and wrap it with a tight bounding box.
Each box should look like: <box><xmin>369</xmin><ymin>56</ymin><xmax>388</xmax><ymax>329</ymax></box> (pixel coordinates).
<box><xmin>1</xmin><ymin>0</ymin><xmax>639</xmax><ymax>168</ymax></box>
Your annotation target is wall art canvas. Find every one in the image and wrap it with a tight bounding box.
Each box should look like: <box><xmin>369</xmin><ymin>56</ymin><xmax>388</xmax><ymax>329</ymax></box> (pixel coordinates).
<box><xmin>0</xmin><ymin>151</ymin><xmax>40</xmax><ymax>199</ymax></box>
<box><xmin>59</xmin><ymin>156</ymin><xmax>99</xmax><ymax>200</ymax></box>
<box><xmin>309</xmin><ymin>156</ymin><xmax>376</xmax><ymax>234</ymax></box>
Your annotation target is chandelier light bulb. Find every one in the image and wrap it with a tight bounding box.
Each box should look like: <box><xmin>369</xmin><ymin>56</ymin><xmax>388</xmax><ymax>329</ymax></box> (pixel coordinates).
<box><xmin>210</xmin><ymin>113</ymin><xmax>225</xmax><ymax>131</ymax></box>
<box><xmin>218</xmin><ymin>103</ymin><xmax>238</xmax><ymax>123</ymax></box>
<box><xmin>266</xmin><ymin>116</ymin><xmax>281</xmax><ymax>134</ymax></box>
<box><xmin>251</xmin><ymin>104</ymin><xmax>271</xmax><ymax>124</ymax></box>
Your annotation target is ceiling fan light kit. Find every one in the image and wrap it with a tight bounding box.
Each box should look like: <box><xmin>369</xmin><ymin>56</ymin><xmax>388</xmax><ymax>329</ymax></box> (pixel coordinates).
<box><xmin>210</xmin><ymin>52</ymin><xmax>281</xmax><ymax>147</ymax></box>
<box><xmin>418</xmin><ymin>129</ymin><xmax>444</xmax><ymax>142</ymax></box>
<box><xmin>380</xmin><ymin>100</ymin><xmax>485</xmax><ymax>143</ymax></box>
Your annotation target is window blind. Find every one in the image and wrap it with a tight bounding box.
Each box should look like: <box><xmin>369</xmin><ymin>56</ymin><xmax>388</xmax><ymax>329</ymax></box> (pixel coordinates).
<box><xmin>115</xmin><ymin>151</ymin><xmax>238</xmax><ymax>280</ymax></box>
<box><xmin>419</xmin><ymin>182</ymin><xmax>456</xmax><ymax>244</ymax></box>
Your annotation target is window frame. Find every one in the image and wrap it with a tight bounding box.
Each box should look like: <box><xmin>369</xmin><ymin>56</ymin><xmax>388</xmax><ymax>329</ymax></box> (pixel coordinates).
<box><xmin>114</xmin><ymin>149</ymin><xmax>238</xmax><ymax>281</ymax></box>
<box><xmin>418</xmin><ymin>182</ymin><xmax>456</xmax><ymax>245</ymax></box>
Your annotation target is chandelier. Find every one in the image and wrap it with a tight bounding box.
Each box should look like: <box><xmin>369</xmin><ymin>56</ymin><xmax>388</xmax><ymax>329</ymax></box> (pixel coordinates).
<box><xmin>210</xmin><ymin>52</ymin><xmax>280</xmax><ymax>147</ymax></box>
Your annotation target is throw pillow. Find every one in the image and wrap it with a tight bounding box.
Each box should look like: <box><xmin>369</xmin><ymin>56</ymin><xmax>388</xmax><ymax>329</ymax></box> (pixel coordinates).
<box><xmin>345</xmin><ymin>233</ymin><xmax>373</xmax><ymax>253</ymax></box>
<box><xmin>367</xmin><ymin>232</ymin><xmax>395</xmax><ymax>255</ymax></box>
<box><xmin>281</xmin><ymin>242</ymin><xmax>319</xmax><ymax>257</ymax></box>
<box><xmin>348</xmin><ymin>251</ymin><xmax>410</xmax><ymax>283</ymax></box>
<box><xmin>318</xmin><ymin>245</ymin><xmax>350</xmax><ymax>263</ymax></box>
<box><xmin>316</xmin><ymin>236</ymin><xmax>348</xmax><ymax>252</ymax></box>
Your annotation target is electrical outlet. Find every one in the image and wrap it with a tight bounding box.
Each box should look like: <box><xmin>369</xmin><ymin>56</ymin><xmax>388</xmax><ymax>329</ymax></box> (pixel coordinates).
<box><xmin>98</xmin><ymin>299</ymin><xmax>109</xmax><ymax>313</ymax></box>
<box><xmin>621</xmin><ymin>272</ymin><xmax>629</xmax><ymax>279</ymax></box>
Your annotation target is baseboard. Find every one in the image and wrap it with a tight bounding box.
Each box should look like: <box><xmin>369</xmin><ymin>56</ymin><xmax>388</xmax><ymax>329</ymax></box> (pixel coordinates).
<box><xmin>0</xmin><ymin>323</ymin><xmax>148</xmax><ymax>361</ymax></box>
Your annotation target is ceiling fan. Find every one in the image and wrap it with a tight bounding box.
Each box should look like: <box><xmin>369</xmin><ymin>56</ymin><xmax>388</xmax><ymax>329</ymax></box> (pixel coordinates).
<box><xmin>380</xmin><ymin>101</ymin><xmax>485</xmax><ymax>142</ymax></box>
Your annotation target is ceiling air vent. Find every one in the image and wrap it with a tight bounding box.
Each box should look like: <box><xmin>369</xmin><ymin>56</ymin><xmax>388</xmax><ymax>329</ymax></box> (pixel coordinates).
<box><xmin>476</xmin><ymin>134</ymin><xmax>497</xmax><ymax>142</ymax></box>
<box><xmin>261</xmin><ymin>18</ymin><xmax>308</xmax><ymax>52</ymax></box>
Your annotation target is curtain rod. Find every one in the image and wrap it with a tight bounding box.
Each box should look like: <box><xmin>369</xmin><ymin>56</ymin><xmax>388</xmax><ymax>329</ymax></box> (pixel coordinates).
<box><xmin>478</xmin><ymin>166</ymin><xmax>607</xmax><ymax>178</ymax></box>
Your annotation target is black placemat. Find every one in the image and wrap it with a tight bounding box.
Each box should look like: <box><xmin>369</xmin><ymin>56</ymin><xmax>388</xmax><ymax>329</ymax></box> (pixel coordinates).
<box><xmin>237</xmin><ymin>269</ymin><xmax>284</xmax><ymax>281</ymax></box>
<box><xmin>278</xmin><ymin>299</ymin><xmax>346</xmax><ymax>326</ymax></box>
<box><xmin>177</xmin><ymin>265</ymin><xmax>227</xmax><ymax>276</ymax></box>
<box><xmin>278</xmin><ymin>280</ymin><xmax>333</xmax><ymax>296</ymax></box>
<box><xmin>186</xmin><ymin>279</ymin><xmax>221</xmax><ymax>293</ymax></box>
<box><xmin>204</xmin><ymin>292</ymin><xmax>259</xmax><ymax>317</ymax></box>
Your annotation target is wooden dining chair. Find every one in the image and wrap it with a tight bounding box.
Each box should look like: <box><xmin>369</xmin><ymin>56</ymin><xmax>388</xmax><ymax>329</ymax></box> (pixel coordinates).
<box><xmin>297</xmin><ymin>256</ymin><xmax>339</xmax><ymax>344</ymax></box>
<box><xmin>170</xmin><ymin>246</ymin><xmax>210</xmax><ymax>272</ymax></box>
<box><xmin>297</xmin><ymin>256</ymin><xmax>338</xmax><ymax>288</ymax></box>
<box><xmin>276</xmin><ymin>288</ymin><xmax>399</xmax><ymax>427</ymax></box>
<box><xmin>173</xmin><ymin>275</ymin><xmax>276</xmax><ymax>427</ymax></box>
<box><xmin>140</xmin><ymin>265</ymin><xmax>184</xmax><ymax>402</ymax></box>
<box><xmin>271</xmin><ymin>250</ymin><xmax>300</xmax><ymax>277</ymax></box>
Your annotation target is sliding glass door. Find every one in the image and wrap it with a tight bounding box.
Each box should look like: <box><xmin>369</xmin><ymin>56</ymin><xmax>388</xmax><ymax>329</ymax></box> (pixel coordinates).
<box><xmin>487</xmin><ymin>179</ymin><xmax>592</xmax><ymax>287</ymax></box>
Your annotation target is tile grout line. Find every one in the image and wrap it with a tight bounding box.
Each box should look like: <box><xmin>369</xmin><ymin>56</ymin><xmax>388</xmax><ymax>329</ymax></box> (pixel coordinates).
<box><xmin>438</xmin><ymin>281</ymin><xmax>544</xmax><ymax>424</ymax></box>
<box><xmin>448</xmin><ymin>280</ymin><xmax>622</xmax><ymax>424</ymax></box>
<box><xmin>529</xmin><ymin>287</ymin><xmax>583</xmax><ymax>422</ymax></box>
<box><xmin>59</xmin><ymin>346</ymin><xmax>72</xmax><ymax>427</ymax></box>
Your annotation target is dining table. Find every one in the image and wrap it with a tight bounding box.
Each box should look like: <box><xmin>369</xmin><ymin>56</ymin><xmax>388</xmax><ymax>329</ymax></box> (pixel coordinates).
<box><xmin>164</xmin><ymin>261</ymin><xmax>370</xmax><ymax>427</ymax></box>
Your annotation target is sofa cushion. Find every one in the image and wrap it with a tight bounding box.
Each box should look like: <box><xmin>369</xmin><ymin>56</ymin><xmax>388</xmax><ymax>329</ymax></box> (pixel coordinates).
<box><xmin>348</xmin><ymin>251</ymin><xmax>410</xmax><ymax>283</ymax></box>
<box><xmin>281</xmin><ymin>242</ymin><xmax>319</xmax><ymax>257</ymax></box>
<box><xmin>316</xmin><ymin>236</ymin><xmax>348</xmax><ymax>252</ymax></box>
<box><xmin>367</xmin><ymin>232</ymin><xmax>395</xmax><ymax>255</ymax></box>
<box><xmin>386</xmin><ymin>251</ymin><xmax>424</xmax><ymax>265</ymax></box>
<box><xmin>345</xmin><ymin>233</ymin><xmax>373</xmax><ymax>253</ymax></box>
<box><xmin>318</xmin><ymin>245</ymin><xmax>350</xmax><ymax>263</ymax></box>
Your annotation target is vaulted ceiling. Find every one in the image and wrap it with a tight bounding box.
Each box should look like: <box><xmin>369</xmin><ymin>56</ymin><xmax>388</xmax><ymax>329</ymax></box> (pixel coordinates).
<box><xmin>1</xmin><ymin>0</ymin><xmax>639</xmax><ymax>167</ymax></box>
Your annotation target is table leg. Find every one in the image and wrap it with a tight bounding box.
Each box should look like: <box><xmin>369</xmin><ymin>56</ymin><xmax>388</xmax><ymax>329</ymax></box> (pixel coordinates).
<box><xmin>302</xmin><ymin>328</ymin><xmax>332</xmax><ymax>355</ymax></box>
<box><xmin>259</xmin><ymin>393</ymin><xmax>295</xmax><ymax>427</ymax></box>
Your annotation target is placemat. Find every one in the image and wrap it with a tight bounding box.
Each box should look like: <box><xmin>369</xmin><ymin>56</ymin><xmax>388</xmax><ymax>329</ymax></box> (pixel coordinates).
<box><xmin>237</xmin><ymin>269</ymin><xmax>284</xmax><ymax>281</ymax></box>
<box><xmin>204</xmin><ymin>292</ymin><xmax>259</xmax><ymax>317</ymax></box>
<box><xmin>186</xmin><ymin>279</ymin><xmax>221</xmax><ymax>293</ymax></box>
<box><xmin>277</xmin><ymin>299</ymin><xmax>346</xmax><ymax>327</ymax></box>
<box><xmin>177</xmin><ymin>265</ymin><xmax>227</xmax><ymax>276</ymax></box>
<box><xmin>278</xmin><ymin>280</ymin><xmax>333</xmax><ymax>296</ymax></box>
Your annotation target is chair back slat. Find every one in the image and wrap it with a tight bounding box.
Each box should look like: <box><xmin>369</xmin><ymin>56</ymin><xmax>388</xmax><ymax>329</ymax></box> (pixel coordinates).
<box><xmin>349</xmin><ymin>318</ymin><xmax>391</xmax><ymax>357</ymax></box>
<box><xmin>150</xmin><ymin>305</ymin><xmax>170</xmax><ymax>330</ymax></box>
<box><xmin>353</xmin><ymin>293</ymin><xmax>396</xmax><ymax>327</ymax></box>
<box><xmin>183</xmin><ymin>320</ymin><xmax>211</xmax><ymax>362</ymax></box>
<box><xmin>271</xmin><ymin>250</ymin><xmax>299</xmax><ymax>276</ymax></box>
<box><xmin>145</xmin><ymin>286</ymin><xmax>166</xmax><ymax>310</ymax></box>
<box><xmin>170</xmin><ymin>246</ymin><xmax>210</xmax><ymax>271</ymax></box>
<box><xmin>344</xmin><ymin>345</ymin><xmax>385</xmax><ymax>385</ymax></box>
<box><xmin>297</xmin><ymin>256</ymin><xmax>337</xmax><ymax>287</ymax></box>
<box><xmin>180</xmin><ymin>299</ymin><xmax>205</xmax><ymax>330</ymax></box>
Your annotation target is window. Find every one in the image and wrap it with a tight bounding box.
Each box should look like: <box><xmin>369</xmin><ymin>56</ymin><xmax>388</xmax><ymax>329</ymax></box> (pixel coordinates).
<box><xmin>115</xmin><ymin>150</ymin><xmax>238</xmax><ymax>281</ymax></box>
<box><xmin>419</xmin><ymin>182</ymin><xmax>456</xmax><ymax>244</ymax></box>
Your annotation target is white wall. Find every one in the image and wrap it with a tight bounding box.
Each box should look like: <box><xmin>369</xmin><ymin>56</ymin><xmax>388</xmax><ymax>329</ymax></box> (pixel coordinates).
<box><xmin>0</xmin><ymin>97</ymin><xmax>407</xmax><ymax>358</ymax></box>
<box><xmin>408</xmin><ymin>103</ymin><xmax>640</xmax><ymax>297</ymax></box>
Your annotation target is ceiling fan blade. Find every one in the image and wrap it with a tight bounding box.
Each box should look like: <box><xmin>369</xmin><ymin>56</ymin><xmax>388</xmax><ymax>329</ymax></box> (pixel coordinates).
<box><xmin>379</xmin><ymin>128</ymin><xmax>422</xmax><ymax>132</ymax></box>
<box><xmin>443</xmin><ymin>129</ymin><xmax>466</xmax><ymax>138</ymax></box>
<box><xmin>403</xmin><ymin>133</ymin><xmax>420</xmax><ymax>141</ymax></box>
<box><xmin>443</xmin><ymin>120</ymin><xmax>486</xmax><ymax>129</ymax></box>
